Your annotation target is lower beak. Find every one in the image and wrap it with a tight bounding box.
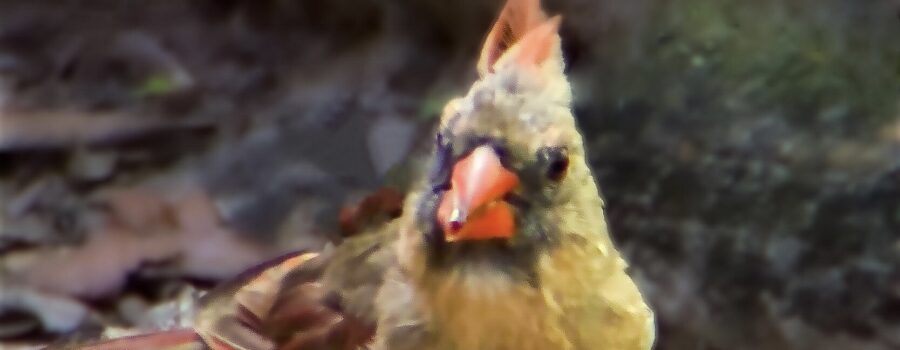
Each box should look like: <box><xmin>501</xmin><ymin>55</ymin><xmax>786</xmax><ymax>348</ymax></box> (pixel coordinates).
<box><xmin>436</xmin><ymin>145</ymin><xmax>520</xmax><ymax>241</ymax></box>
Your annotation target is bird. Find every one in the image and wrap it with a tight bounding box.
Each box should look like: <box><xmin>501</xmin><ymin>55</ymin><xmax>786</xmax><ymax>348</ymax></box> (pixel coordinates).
<box><xmin>75</xmin><ymin>0</ymin><xmax>655</xmax><ymax>349</ymax></box>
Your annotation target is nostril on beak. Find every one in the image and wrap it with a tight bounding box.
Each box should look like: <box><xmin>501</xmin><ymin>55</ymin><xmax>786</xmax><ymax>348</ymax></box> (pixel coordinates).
<box><xmin>448</xmin><ymin>207</ymin><xmax>465</xmax><ymax>232</ymax></box>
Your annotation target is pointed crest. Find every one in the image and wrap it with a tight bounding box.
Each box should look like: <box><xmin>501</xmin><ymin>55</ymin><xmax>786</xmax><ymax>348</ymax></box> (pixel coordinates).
<box><xmin>512</xmin><ymin>15</ymin><xmax>561</xmax><ymax>69</ymax></box>
<box><xmin>477</xmin><ymin>0</ymin><xmax>554</xmax><ymax>76</ymax></box>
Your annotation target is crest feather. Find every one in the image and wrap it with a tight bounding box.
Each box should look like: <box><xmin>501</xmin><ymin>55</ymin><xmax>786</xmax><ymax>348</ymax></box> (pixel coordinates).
<box><xmin>477</xmin><ymin>0</ymin><xmax>550</xmax><ymax>76</ymax></box>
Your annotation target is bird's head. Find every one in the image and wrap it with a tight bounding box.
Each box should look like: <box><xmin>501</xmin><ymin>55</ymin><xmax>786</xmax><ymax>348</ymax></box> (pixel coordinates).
<box><xmin>404</xmin><ymin>0</ymin><xmax>608</xmax><ymax>275</ymax></box>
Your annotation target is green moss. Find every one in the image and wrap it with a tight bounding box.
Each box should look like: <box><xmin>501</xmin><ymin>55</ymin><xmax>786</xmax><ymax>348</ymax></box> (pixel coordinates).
<box><xmin>599</xmin><ymin>0</ymin><xmax>900</xmax><ymax>132</ymax></box>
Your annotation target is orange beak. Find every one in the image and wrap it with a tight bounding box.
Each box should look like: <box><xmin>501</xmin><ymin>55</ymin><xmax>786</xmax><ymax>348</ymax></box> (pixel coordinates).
<box><xmin>436</xmin><ymin>145</ymin><xmax>520</xmax><ymax>242</ymax></box>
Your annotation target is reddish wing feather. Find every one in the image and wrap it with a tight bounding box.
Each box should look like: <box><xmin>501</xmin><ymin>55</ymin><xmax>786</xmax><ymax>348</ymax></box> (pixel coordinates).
<box><xmin>199</xmin><ymin>249</ymin><xmax>373</xmax><ymax>350</ymax></box>
<box><xmin>339</xmin><ymin>187</ymin><xmax>403</xmax><ymax>238</ymax></box>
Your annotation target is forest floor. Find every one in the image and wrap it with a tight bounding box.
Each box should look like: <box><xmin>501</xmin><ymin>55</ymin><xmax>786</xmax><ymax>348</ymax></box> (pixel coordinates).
<box><xmin>0</xmin><ymin>1</ymin><xmax>899</xmax><ymax>349</ymax></box>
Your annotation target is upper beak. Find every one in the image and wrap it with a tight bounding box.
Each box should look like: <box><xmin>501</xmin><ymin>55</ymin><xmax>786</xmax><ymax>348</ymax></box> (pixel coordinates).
<box><xmin>437</xmin><ymin>145</ymin><xmax>520</xmax><ymax>241</ymax></box>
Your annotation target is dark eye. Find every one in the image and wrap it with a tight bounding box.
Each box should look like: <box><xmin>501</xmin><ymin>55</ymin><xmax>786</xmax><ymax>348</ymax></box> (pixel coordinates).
<box><xmin>538</xmin><ymin>146</ymin><xmax>569</xmax><ymax>182</ymax></box>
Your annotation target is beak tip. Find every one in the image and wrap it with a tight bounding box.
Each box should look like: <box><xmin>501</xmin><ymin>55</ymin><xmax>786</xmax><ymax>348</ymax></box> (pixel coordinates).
<box><xmin>436</xmin><ymin>144</ymin><xmax>520</xmax><ymax>242</ymax></box>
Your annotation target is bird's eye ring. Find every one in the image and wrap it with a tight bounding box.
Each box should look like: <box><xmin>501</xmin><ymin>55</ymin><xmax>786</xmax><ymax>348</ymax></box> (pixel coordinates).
<box><xmin>538</xmin><ymin>146</ymin><xmax>569</xmax><ymax>182</ymax></box>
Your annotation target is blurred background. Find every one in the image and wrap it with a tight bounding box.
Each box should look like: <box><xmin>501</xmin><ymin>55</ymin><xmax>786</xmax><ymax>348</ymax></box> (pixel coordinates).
<box><xmin>0</xmin><ymin>0</ymin><xmax>898</xmax><ymax>349</ymax></box>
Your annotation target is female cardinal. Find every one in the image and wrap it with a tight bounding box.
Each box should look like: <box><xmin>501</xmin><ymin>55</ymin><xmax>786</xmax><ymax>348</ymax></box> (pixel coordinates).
<box><xmin>77</xmin><ymin>0</ymin><xmax>655</xmax><ymax>349</ymax></box>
